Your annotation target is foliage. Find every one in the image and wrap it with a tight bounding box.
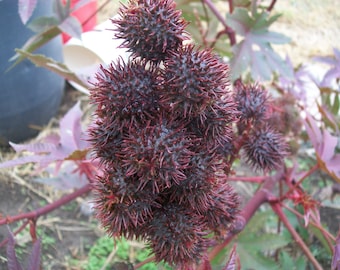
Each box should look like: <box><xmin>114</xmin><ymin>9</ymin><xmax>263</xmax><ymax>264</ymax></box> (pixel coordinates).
<box><xmin>0</xmin><ymin>0</ymin><xmax>340</xmax><ymax>269</ymax></box>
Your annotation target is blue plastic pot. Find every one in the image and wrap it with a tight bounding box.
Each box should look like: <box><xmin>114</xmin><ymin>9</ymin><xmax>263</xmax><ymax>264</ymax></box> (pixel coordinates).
<box><xmin>0</xmin><ymin>0</ymin><xmax>65</xmax><ymax>146</ymax></box>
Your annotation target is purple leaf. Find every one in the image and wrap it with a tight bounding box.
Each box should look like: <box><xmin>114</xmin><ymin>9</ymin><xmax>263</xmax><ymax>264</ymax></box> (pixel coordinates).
<box><xmin>33</xmin><ymin>162</ymin><xmax>89</xmax><ymax>190</ymax></box>
<box><xmin>27</xmin><ymin>239</ymin><xmax>41</xmax><ymax>270</ymax></box>
<box><xmin>303</xmin><ymin>113</ymin><xmax>323</xmax><ymax>153</ymax></box>
<box><xmin>18</xmin><ymin>0</ymin><xmax>38</xmax><ymax>24</ymax></box>
<box><xmin>9</xmin><ymin>141</ymin><xmax>58</xmax><ymax>154</ymax></box>
<box><xmin>0</xmin><ymin>155</ymin><xmax>44</xmax><ymax>169</ymax></box>
<box><xmin>303</xmin><ymin>113</ymin><xmax>340</xmax><ymax>182</ymax></box>
<box><xmin>223</xmin><ymin>244</ymin><xmax>238</xmax><ymax>270</ymax></box>
<box><xmin>59</xmin><ymin>101</ymin><xmax>83</xmax><ymax>150</ymax></box>
<box><xmin>321</xmin><ymin>129</ymin><xmax>338</xmax><ymax>161</ymax></box>
<box><xmin>0</xmin><ymin>102</ymin><xmax>90</xmax><ymax>170</ymax></box>
<box><xmin>6</xmin><ymin>228</ymin><xmax>23</xmax><ymax>270</ymax></box>
<box><xmin>332</xmin><ymin>231</ymin><xmax>340</xmax><ymax>270</ymax></box>
<box><xmin>326</xmin><ymin>154</ymin><xmax>340</xmax><ymax>180</ymax></box>
<box><xmin>58</xmin><ymin>16</ymin><xmax>82</xmax><ymax>40</ymax></box>
<box><xmin>313</xmin><ymin>48</ymin><xmax>340</xmax><ymax>89</ymax></box>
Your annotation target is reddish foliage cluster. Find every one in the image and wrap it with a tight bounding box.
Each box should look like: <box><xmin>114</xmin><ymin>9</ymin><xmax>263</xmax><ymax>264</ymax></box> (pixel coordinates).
<box><xmin>88</xmin><ymin>0</ymin><xmax>287</xmax><ymax>268</ymax></box>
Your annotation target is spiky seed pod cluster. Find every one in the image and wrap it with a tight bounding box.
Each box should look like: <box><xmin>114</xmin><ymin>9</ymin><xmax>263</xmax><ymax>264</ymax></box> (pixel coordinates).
<box><xmin>112</xmin><ymin>0</ymin><xmax>188</xmax><ymax>62</ymax></box>
<box><xmin>234</xmin><ymin>82</ymin><xmax>288</xmax><ymax>171</ymax></box>
<box><xmin>89</xmin><ymin>0</ymin><xmax>241</xmax><ymax>268</ymax></box>
<box><xmin>234</xmin><ymin>82</ymin><xmax>268</xmax><ymax>123</ymax></box>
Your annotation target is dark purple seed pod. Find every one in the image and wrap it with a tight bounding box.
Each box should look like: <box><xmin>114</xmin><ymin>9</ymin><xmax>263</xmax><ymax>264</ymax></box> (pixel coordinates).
<box><xmin>93</xmin><ymin>167</ymin><xmax>160</xmax><ymax>238</ymax></box>
<box><xmin>202</xmin><ymin>181</ymin><xmax>239</xmax><ymax>235</ymax></box>
<box><xmin>147</xmin><ymin>203</ymin><xmax>210</xmax><ymax>268</ymax></box>
<box><xmin>188</xmin><ymin>100</ymin><xmax>237</xmax><ymax>151</ymax></box>
<box><xmin>243</xmin><ymin>125</ymin><xmax>288</xmax><ymax>171</ymax></box>
<box><xmin>168</xmin><ymin>153</ymin><xmax>225</xmax><ymax>213</ymax></box>
<box><xmin>234</xmin><ymin>82</ymin><xmax>269</xmax><ymax>123</ymax></box>
<box><xmin>88</xmin><ymin>119</ymin><xmax>123</xmax><ymax>165</ymax></box>
<box><xmin>113</xmin><ymin>0</ymin><xmax>188</xmax><ymax>62</ymax></box>
<box><xmin>90</xmin><ymin>59</ymin><xmax>161</xmax><ymax>124</ymax></box>
<box><xmin>162</xmin><ymin>44</ymin><xmax>231</xmax><ymax>118</ymax></box>
<box><xmin>120</xmin><ymin>120</ymin><xmax>197</xmax><ymax>193</ymax></box>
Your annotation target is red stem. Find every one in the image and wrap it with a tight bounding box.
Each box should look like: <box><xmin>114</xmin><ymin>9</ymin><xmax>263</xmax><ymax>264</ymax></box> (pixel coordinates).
<box><xmin>201</xmin><ymin>170</ymin><xmax>282</xmax><ymax>266</ymax></box>
<box><xmin>280</xmin><ymin>164</ymin><xmax>319</xmax><ymax>201</ymax></box>
<box><xmin>228</xmin><ymin>0</ymin><xmax>233</xmax><ymax>13</ymax></box>
<box><xmin>0</xmin><ymin>184</ymin><xmax>91</xmax><ymax>226</ymax></box>
<box><xmin>271</xmin><ymin>203</ymin><xmax>323</xmax><ymax>270</ymax></box>
<box><xmin>282</xmin><ymin>204</ymin><xmax>335</xmax><ymax>249</ymax></box>
<box><xmin>267</xmin><ymin>0</ymin><xmax>277</xmax><ymax>12</ymax></box>
<box><xmin>228</xmin><ymin>176</ymin><xmax>266</xmax><ymax>183</ymax></box>
<box><xmin>202</xmin><ymin>0</ymin><xmax>236</xmax><ymax>46</ymax></box>
<box><xmin>0</xmin><ymin>220</ymin><xmax>30</xmax><ymax>248</ymax></box>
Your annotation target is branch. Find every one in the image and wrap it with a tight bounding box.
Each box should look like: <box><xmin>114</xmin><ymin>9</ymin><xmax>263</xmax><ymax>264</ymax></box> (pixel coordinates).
<box><xmin>271</xmin><ymin>203</ymin><xmax>323</xmax><ymax>270</ymax></box>
<box><xmin>0</xmin><ymin>184</ymin><xmax>91</xmax><ymax>225</ymax></box>
<box><xmin>202</xmin><ymin>0</ymin><xmax>236</xmax><ymax>46</ymax></box>
<box><xmin>267</xmin><ymin>0</ymin><xmax>277</xmax><ymax>12</ymax></box>
<box><xmin>202</xmin><ymin>169</ymin><xmax>283</xmax><ymax>265</ymax></box>
<box><xmin>228</xmin><ymin>176</ymin><xmax>266</xmax><ymax>183</ymax></box>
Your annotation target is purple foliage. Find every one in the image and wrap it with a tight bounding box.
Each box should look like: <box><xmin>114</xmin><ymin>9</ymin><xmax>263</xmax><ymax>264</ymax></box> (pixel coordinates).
<box><xmin>0</xmin><ymin>102</ymin><xmax>90</xmax><ymax>170</ymax></box>
<box><xmin>26</xmin><ymin>239</ymin><xmax>41</xmax><ymax>270</ymax></box>
<box><xmin>313</xmin><ymin>48</ymin><xmax>340</xmax><ymax>90</ymax></box>
<box><xmin>223</xmin><ymin>244</ymin><xmax>238</xmax><ymax>270</ymax></box>
<box><xmin>18</xmin><ymin>0</ymin><xmax>38</xmax><ymax>25</ymax></box>
<box><xmin>6</xmin><ymin>229</ymin><xmax>23</xmax><ymax>270</ymax></box>
<box><xmin>332</xmin><ymin>232</ymin><xmax>340</xmax><ymax>270</ymax></box>
<box><xmin>303</xmin><ymin>113</ymin><xmax>340</xmax><ymax>181</ymax></box>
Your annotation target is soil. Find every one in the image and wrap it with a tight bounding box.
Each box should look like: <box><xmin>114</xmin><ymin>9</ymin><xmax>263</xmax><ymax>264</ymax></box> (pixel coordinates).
<box><xmin>1</xmin><ymin>0</ymin><xmax>340</xmax><ymax>269</ymax></box>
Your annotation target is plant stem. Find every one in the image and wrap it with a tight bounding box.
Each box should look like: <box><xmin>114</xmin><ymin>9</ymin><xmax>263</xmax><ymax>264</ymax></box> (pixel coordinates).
<box><xmin>271</xmin><ymin>203</ymin><xmax>323</xmax><ymax>270</ymax></box>
<box><xmin>134</xmin><ymin>256</ymin><xmax>156</xmax><ymax>269</ymax></box>
<box><xmin>228</xmin><ymin>176</ymin><xmax>266</xmax><ymax>183</ymax></box>
<box><xmin>0</xmin><ymin>184</ymin><xmax>91</xmax><ymax>226</ymax></box>
<box><xmin>281</xmin><ymin>164</ymin><xmax>319</xmax><ymax>201</ymax></box>
<box><xmin>202</xmin><ymin>0</ymin><xmax>236</xmax><ymax>45</ymax></box>
<box><xmin>267</xmin><ymin>0</ymin><xmax>277</xmax><ymax>12</ymax></box>
<box><xmin>201</xmin><ymin>170</ymin><xmax>282</xmax><ymax>266</ymax></box>
<box><xmin>282</xmin><ymin>204</ymin><xmax>335</xmax><ymax>249</ymax></box>
<box><xmin>0</xmin><ymin>220</ymin><xmax>29</xmax><ymax>248</ymax></box>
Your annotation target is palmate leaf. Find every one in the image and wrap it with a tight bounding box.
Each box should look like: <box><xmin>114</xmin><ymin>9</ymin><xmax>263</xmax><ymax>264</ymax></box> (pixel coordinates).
<box><xmin>0</xmin><ymin>102</ymin><xmax>90</xmax><ymax>170</ymax></box>
<box><xmin>229</xmin><ymin>211</ymin><xmax>291</xmax><ymax>270</ymax></box>
<box><xmin>313</xmin><ymin>48</ymin><xmax>340</xmax><ymax>89</ymax></box>
<box><xmin>227</xmin><ymin>8</ymin><xmax>292</xmax><ymax>81</ymax></box>
<box><xmin>303</xmin><ymin>113</ymin><xmax>340</xmax><ymax>182</ymax></box>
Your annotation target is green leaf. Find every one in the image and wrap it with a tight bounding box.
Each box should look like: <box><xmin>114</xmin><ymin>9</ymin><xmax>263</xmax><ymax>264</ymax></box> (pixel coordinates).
<box><xmin>239</xmin><ymin>233</ymin><xmax>291</xmax><ymax>252</ymax></box>
<box><xmin>309</xmin><ymin>225</ymin><xmax>332</xmax><ymax>254</ymax></box>
<box><xmin>15</xmin><ymin>49</ymin><xmax>89</xmax><ymax>90</ymax></box>
<box><xmin>27</xmin><ymin>16</ymin><xmax>59</xmax><ymax>32</ymax></box>
<box><xmin>229</xmin><ymin>211</ymin><xmax>291</xmax><ymax>270</ymax></box>
<box><xmin>8</xmin><ymin>26</ymin><xmax>61</xmax><ymax>69</ymax></box>
<box><xmin>279</xmin><ymin>251</ymin><xmax>294</xmax><ymax>270</ymax></box>
<box><xmin>237</xmin><ymin>244</ymin><xmax>278</xmax><ymax>270</ymax></box>
<box><xmin>226</xmin><ymin>7</ymin><xmax>292</xmax><ymax>81</ymax></box>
